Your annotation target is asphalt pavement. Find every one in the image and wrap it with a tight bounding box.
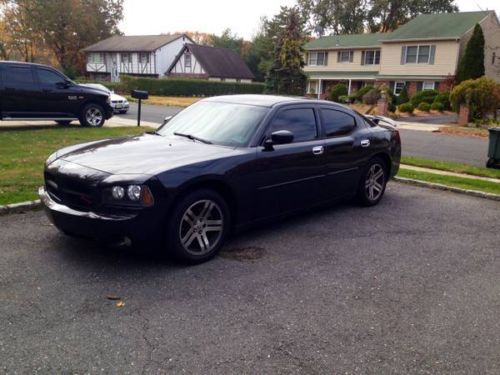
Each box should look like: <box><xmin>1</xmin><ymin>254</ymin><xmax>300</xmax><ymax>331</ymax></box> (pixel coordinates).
<box><xmin>1</xmin><ymin>184</ymin><xmax>500</xmax><ymax>373</ymax></box>
<box><xmin>118</xmin><ymin>103</ymin><xmax>489</xmax><ymax>167</ymax></box>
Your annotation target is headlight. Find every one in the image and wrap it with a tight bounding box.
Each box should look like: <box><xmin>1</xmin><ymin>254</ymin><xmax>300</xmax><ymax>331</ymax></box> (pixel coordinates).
<box><xmin>106</xmin><ymin>95</ymin><xmax>111</xmax><ymax>104</ymax></box>
<box><xmin>112</xmin><ymin>186</ymin><xmax>125</xmax><ymax>199</ymax></box>
<box><xmin>46</xmin><ymin>151</ymin><xmax>58</xmax><ymax>166</ymax></box>
<box><xmin>104</xmin><ymin>184</ymin><xmax>154</xmax><ymax>207</ymax></box>
<box><xmin>127</xmin><ymin>185</ymin><xmax>141</xmax><ymax>201</ymax></box>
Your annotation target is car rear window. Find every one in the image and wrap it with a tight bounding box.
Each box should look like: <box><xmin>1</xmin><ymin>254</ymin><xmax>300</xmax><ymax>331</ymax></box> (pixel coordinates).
<box><xmin>320</xmin><ymin>109</ymin><xmax>356</xmax><ymax>137</ymax></box>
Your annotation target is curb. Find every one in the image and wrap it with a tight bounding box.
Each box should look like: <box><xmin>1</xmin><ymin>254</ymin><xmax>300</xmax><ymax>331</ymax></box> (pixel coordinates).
<box><xmin>394</xmin><ymin>177</ymin><xmax>500</xmax><ymax>201</ymax></box>
<box><xmin>0</xmin><ymin>200</ymin><xmax>42</xmax><ymax>216</ymax></box>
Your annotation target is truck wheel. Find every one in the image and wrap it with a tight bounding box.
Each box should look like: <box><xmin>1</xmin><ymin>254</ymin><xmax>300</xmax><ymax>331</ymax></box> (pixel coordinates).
<box><xmin>80</xmin><ymin>103</ymin><xmax>105</xmax><ymax>127</ymax></box>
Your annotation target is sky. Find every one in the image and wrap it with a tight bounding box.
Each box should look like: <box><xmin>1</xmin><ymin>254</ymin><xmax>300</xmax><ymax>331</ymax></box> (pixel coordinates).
<box><xmin>120</xmin><ymin>0</ymin><xmax>500</xmax><ymax>40</ymax></box>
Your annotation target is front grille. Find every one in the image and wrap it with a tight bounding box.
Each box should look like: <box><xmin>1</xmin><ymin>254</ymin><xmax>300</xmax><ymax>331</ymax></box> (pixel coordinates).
<box><xmin>111</xmin><ymin>100</ymin><xmax>124</xmax><ymax>104</ymax></box>
<box><xmin>45</xmin><ymin>171</ymin><xmax>100</xmax><ymax>211</ymax></box>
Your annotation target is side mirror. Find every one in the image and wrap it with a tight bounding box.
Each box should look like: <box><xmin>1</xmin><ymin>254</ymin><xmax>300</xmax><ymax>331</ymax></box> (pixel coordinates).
<box><xmin>57</xmin><ymin>80</ymin><xmax>72</xmax><ymax>89</ymax></box>
<box><xmin>263</xmin><ymin>130</ymin><xmax>294</xmax><ymax>150</ymax></box>
<box><xmin>371</xmin><ymin>117</ymin><xmax>380</xmax><ymax>124</ymax></box>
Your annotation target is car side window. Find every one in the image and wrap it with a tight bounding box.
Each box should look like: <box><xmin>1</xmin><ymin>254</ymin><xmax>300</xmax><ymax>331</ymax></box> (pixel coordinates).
<box><xmin>269</xmin><ymin>108</ymin><xmax>317</xmax><ymax>143</ymax></box>
<box><xmin>2</xmin><ymin>66</ymin><xmax>35</xmax><ymax>85</ymax></box>
<box><xmin>320</xmin><ymin>108</ymin><xmax>356</xmax><ymax>137</ymax></box>
<box><xmin>37</xmin><ymin>69</ymin><xmax>65</xmax><ymax>86</ymax></box>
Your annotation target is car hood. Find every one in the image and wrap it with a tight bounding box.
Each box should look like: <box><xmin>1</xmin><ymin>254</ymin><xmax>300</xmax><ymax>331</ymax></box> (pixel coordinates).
<box><xmin>110</xmin><ymin>92</ymin><xmax>127</xmax><ymax>101</ymax></box>
<box><xmin>57</xmin><ymin>134</ymin><xmax>242</xmax><ymax>175</ymax></box>
<box><xmin>76</xmin><ymin>84</ymin><xmax>110</xmax><ymax>96</ymax></box>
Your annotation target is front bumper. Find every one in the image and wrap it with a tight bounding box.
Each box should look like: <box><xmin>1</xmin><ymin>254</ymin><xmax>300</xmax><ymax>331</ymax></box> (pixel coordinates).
<box><xmin>39</xmin><ymin>186</ymin><xmax>160</xmax><ymax>242</ymax></box>
<box><xmin>111</xmin><ymin>103</ymin><xmax>129</xmax><ymax>112</ymax></box>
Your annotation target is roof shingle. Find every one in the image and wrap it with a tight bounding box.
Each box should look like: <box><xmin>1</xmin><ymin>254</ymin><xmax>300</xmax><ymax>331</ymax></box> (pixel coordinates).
<box><xmin>83</xmin><ymin>34</ymin><xmax>187</xmax><ymax>52</ymax></box>
<box><xmin>305</xmin><ymin>33</ymin><xmax>387</xmax><ymax>50</ymax></box>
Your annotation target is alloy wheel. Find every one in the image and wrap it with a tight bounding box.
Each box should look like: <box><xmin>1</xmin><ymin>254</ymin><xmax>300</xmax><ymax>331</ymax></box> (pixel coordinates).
<box><xmin>178</xmin><ymin>199</ymin><xmax>224</xmax><ymax>256</ymax></box>
<box><xmin>85</xmin><ymin>107</ymin><xmax>103</xmax><ymax>127</ymax></box>
<box><xmin>365</xmin><ymin>163</ymin><xmax>385</xmax><ymax>201</ymax></box>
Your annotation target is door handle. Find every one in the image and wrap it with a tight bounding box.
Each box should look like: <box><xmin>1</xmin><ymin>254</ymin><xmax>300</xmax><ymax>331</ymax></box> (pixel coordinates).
<box><xmin>312</xmin><ymin>145</ymin><xmax>324</xmax><ymax>155</ymax></box>
<box><xmin>361</xmin><ymin>139</ymin><xmax>370</xmax><ymax>148</ymax></box>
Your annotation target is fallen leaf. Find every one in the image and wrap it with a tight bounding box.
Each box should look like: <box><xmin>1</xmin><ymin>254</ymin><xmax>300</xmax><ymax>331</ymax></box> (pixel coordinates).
<box><xmin>106</xmin><ymin>295</ymin><xmax>121</xmax><ymax>301</ymax></box>
<box><xmin>116</xmin><ymin>301</ymin><xmax>125</xmax><ymax>308</ymax></box>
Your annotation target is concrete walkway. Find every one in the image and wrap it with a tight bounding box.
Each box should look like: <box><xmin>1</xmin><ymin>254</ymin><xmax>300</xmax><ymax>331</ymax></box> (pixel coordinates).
<box><xmin>400</xmin><ymin>164</ymin><xmax>500</xmax><ymax>184</ymax></box>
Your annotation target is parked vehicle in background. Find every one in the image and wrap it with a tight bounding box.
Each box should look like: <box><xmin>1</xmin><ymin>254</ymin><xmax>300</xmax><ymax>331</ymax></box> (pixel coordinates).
<box><xmin>39</xmin><ymin>95</ymin><xmax>401</xmax><ymax>264</ymax></box>
<box><xmin>80</xmin><ymin>83</ymin><xmax>129</xmax><ymax>114</ymax></box>
<box><xmin>0</xmin><ymin>61</ymin><xmax>113</xmax><ymax>127</ymax></box>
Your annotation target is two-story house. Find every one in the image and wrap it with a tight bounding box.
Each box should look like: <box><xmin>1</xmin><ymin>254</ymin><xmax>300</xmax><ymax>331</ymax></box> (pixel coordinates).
<box><xmin>82</xmin><ymin>34</ymin><xmax>193</xmax><ymax>79</ymax></box>
<box><xmin>304</xmin><ymin>11</ymin><xmax>500</xmax><ymax>99</ymax></box>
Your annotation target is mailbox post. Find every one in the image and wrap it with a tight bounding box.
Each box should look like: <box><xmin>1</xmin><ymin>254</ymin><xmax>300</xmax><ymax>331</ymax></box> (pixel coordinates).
<box><xmin>131</xmin><ymin>90</ymin><xmax>149</xmax><ymax>127</ymax></box>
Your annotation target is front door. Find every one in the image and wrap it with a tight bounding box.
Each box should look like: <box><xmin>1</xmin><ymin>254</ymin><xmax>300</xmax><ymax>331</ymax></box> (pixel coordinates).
<box><xmin>33</xmin><ymin>67</ymin><xmax>78</xmax><ymax>118</ymax></box>
<box><xmin>253</xmin><ymin>106</ymin><xmax>326</xmax><ymax>218</ymax></box>
<box><xmin>0</xmin><ymin>64</ymin><xmax>39</xmax><ymax>118</ymax></box>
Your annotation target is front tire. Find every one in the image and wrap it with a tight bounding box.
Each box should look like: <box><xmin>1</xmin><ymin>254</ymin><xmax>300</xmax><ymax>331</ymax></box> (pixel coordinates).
<box><xmin>357</xmin><ymin>157</ymin><xmax>388</xmax><ymax>206</ymax></box>
<box><xmin>166</xmin><ymin>189</ymin><xmax>230</xmax><ymax>264</ymax></box>
<box><xmin>79</xmin><ymin>103</ymin><xmax>105</xmax><ymax>127</ymax></box>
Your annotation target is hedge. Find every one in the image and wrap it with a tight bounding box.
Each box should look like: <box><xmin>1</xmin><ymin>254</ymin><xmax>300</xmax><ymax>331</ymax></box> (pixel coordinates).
<box><xmin>329</xmin><ymin>83</ymin><xmax>348</xmax><ymax>102</ymax></box>
<box><xmin>417</xmin><ymin>102</ymin><xmax>431</xmax><ymax>112</ymax></box>
<box><xmin>120</xmin><ymin>76</ymin><xmax>265</xmax><ymax>96</ymax></box>
<box><xmin>76</xmin><ymin>76</ymin><xmax>265</xmax><ymax>96</ymax></box>
<box><xmin>398</xmin><ymin>102</ymin><xmax>414</xmax><ymax>113</ymax></box>
<box><xmin>410</xmin><ymin>89</ymin><xmax>438</xmax><ymax>107</ymax></box>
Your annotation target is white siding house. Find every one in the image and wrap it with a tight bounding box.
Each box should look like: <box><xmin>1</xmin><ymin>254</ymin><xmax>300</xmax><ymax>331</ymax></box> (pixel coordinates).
<box><xmin>83</xmin><ymin>34</ymin><xmax>193</xmax><ymax>79</ymax></box>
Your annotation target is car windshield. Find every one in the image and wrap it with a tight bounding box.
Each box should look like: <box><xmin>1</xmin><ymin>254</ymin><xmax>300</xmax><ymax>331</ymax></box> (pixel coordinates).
<box><xmin>158</xmin><ymin>101</ymin><xmax>268</xmax><ymax>147</ymax></box>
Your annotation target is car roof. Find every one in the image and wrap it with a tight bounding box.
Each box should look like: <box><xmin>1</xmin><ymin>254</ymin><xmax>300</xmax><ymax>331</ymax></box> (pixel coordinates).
<box><xmin>0</xmin><ymin>60</ymin><xmax>55</xmax><ymax>69</ymax></box>
<box><xmin>203</xmin><ymin>94</ymin><xmax>346</xmax><ymax>109</ymax></box>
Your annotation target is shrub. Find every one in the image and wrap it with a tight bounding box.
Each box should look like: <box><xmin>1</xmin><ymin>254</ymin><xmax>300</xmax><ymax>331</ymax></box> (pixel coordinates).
<box><xmin>433</xmin><ymin>92</ymin><xmax>451</xmax><ymax>110</ymax></box>
<box><xmin>362</xmin><ymin>89</ymin><xmax>381</xmax><ymax>105</ymax></box>
<box><xmin>329</xmin><ymin>83</ymin><xmax>348</xmax><ymax>102</ymax></box>
<box><xmin>397</xmin><ymin>84</ymin><xmax>409</xmax><ymax>105</ymax></box>
<box><xmin>388</xmin><ymin>102</ymin><xmax>397</xmax><ymax>113</ymax></box>
<box><xmin>398</xmin><ymin>102</ymin><xmax>414</xmax><ymax>114</ymax></box>
<box><xmin>450</xmin><ymin>77</ymin><xmax>500</xmax><ymax>120</ymax></box>
<box><xmin>431</xmin><ymin>102</ymin><xmax>444</xmax><ymax>112</ymax></box>
<box><xmin>119</xmin><ymin>75</ymin><xmax>265</xmax><ymax>96</ymax></box>
<box><xmin>410</xmin><ymin>89</ymin><xmax>438</xmax><ymax>106</ymax></box>
<box><xmin>352</xmin><ymin>84</ymin><xmax>375</xmax><ymax>102</ymax></box>
<box><xmin>418</xmin><ymin>102</ymin><xmax>431</xmax><ymax>112</ymax></box>
<box><xmin>338</xmin><ymin>95</ymin><xmax>350</xmax><ymax>103</ymax></box>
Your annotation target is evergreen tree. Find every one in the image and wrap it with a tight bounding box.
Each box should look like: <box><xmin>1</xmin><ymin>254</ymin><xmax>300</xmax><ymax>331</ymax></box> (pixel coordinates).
<box><xmin>265</xmin><ymin>7</ymin><xmax>307</xmax><ymax>95</ymax></box>
<box><xmin>456</xmin><ymin>23</ymin><xmax>485</xmax><ymax>83</ymax></box>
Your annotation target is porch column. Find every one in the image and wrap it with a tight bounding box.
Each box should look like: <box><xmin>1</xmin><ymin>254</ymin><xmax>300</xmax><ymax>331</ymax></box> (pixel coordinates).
<box><xmin>348</xmin><ymin>79</ymin><xmax>352</xmax><ymax>95</ymax></box>
<box><xmin>317</xmin><ymin>79</ymin><xmax>322</xmax><ymax>100</ymax></box>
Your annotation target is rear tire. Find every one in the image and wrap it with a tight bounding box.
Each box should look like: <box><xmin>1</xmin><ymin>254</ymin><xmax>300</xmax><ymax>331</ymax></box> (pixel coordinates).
<box><xmin>166</xmin><ymin>189</ymin><xmax>230</xmax><ymax>264</ymax></box>
<box><xmin>79</xmin><ymin>103</ymin><xmax>105</xmax><ymax>127</ymax></box>
<box><xmin>357</xmin><ymin>157</ymin><xmax>388</xmax><ymax>206</ymax></box>
<box><xmin>56</xmin><ymin>120</ymin><xmax>72</xmax><ymax>126</ymax></box>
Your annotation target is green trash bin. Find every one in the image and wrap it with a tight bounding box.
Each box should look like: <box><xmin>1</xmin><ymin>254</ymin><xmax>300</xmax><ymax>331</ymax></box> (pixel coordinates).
<box><xmin>486</xmin><ymin>127</ymin><xmax>500</xmax><ymax>169</ymax></box>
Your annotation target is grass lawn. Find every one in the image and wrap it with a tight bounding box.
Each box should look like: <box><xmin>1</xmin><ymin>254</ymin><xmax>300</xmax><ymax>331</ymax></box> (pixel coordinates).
<box><xmin>0</xmin><ymin>126</ymin><xmax>153</xmax><ymax>205</ymax></box>
<box><xmin>126</xmin><ymin>95</ymin><xmax>200</xmax><ymax>107</ymax></box>
<box><xmin>397</xmin><ymin>169</ymin><xmax>500</xmax><ymax>195</ymax></box>
<box><xmin>401</xmin><ymin>156</ymin><xmax>500</xmax><ymax>180</ymax></box>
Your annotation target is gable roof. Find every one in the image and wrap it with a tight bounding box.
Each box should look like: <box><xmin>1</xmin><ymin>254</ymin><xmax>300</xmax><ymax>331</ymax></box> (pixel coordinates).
<box><xmin>305</xmin><ymin>33</ymin><xmax>388</xmax><ymax>50</ymax></box>
<box><xmin>169</xmin><ymin>44</ymin><xmax>254</xmax><ymax>80</ymax></box>
<box><xmin>383</xmin><ymin>11</ymin><xmax>493</xmax><ymax>42</ymax></box>
<box><xmin>83</xmin><ymin>34</ymin><xmax>189</xmax><ymax>52</ymax></box>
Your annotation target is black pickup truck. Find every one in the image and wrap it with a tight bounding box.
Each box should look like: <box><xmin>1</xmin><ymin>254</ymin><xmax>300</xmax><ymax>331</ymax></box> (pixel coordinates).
<box><xmin>0</xmin><ymin>61</ymin><xmax>113</xmax><ymax>127</ymax></box>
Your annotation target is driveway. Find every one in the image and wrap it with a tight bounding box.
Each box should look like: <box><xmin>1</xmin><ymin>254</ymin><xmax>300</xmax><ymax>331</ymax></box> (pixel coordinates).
<box><xmin>1</xmin><ymin>184</ymin><xmax>499</xmax><ymax>373</ymax></box>
<box><xmin>117</xmin><ymin>103</ymin><xmax>182</xmax><ymax>124</ymax></box>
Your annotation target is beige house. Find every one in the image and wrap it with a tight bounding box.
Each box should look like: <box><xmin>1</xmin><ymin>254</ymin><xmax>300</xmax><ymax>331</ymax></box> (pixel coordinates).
<box><xmin>304</xmin><ymin>11</ymin><xmax>500</xmax><ymax>99</ymax></box>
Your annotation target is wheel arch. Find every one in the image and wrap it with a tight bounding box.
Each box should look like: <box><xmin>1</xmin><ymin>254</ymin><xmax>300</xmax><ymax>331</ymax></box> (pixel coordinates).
<box><xmin>371</xmin><ymin>152</ymin><xmax>392</xmax><ymax>176</ymax></box>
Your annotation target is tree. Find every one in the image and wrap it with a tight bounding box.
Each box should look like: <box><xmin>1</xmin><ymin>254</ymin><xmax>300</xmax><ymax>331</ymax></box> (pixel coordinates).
<box><xmin>456</xmin><ymin>23</ymin><xmax>485</xmax><ymax>83</ymax></box>
<box><xmin>0</xmin><ymin>0</ymin><xmax>123</xmax><ymax>74</ymax></box>
<box><xmin>450</xmin><ymin>77</ymin><xmax>500</xmax><ymax>120</ymax></box>
<box><xmin>297</xmin><ymin>0</ymin><xmax>367</xmax><ymax>36</ymax></box>
<box><xmin>265</xmin><ymin>7</ymin><xmax>307</xmax><ymax>95</ymax></box>
<box><xmin>367</xmin><ymin>0</ymin><xmax>458</xmax><ymax>32</ymax></box>
<box><xmin>208</xmin><ymin>28</ymin><xmax>244</xmax><ymax>54</ymax></box>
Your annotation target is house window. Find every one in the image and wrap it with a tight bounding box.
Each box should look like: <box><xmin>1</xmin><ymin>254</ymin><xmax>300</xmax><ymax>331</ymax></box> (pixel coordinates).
<box><xmin>184</xmin><ymin>53</ymin><xmax>192</xmax><ymax>69</ymax></box>
<box><xmin>363</xmin><ymin>50</ymin><xmax>380</xmax><ymax>65</ymax></box>
<box><xmin>404</xmin><ymin>45</ymin><xmax>433</xmax><ymax>64</ymax></box>
<box><xmin>139</xmin><ymin>53</ymin><xmax>150</xmax><ymax>64</ymax></box>
<box><xmin>394</xmin><ymin>81</ymin><xmax>406</xmax><ymax>96</ymax></box>
<box><xmin>121</xmin><ymin>53</ymin><xmax>131</xmax><ymax>64</ymax></box>
<box><xmin>422</xmin><ymin>81</ymin><xmax>436</xmax><ymax>91</ymax></box>
<box><xmin>308</xmin><ymin>51</ymin><xmax>328</xmax><ymax>66</ymax></box>
<box><xmin>338</xmin><ymin>50</ymin><xmax>353</xmax><ymax>63</ymax></box>
<box><xmin>88</xmin><ymin>53</ymin><xmax>104</xmax><ymax>64</ymax></box>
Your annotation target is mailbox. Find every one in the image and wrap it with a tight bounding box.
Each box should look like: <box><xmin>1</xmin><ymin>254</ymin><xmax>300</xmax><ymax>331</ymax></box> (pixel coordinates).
<box><xmin>131</xmin><ymin>90</ymin><xmax>149</xmax><ymax>100</ymax></box>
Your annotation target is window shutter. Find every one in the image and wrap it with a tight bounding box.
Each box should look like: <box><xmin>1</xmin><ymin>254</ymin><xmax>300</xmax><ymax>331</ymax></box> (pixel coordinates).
<box><xmin>349</xmin><ymin>51</ymin><xmax>354</xmax><ymax>62</ymax></box>
<box><xmin>401</xmin><ymin>46</ymin><xmax>407</xmax><ymax>65</ymax></box>
<box><xmin>361</xmin><ymin>51</ymin><xmax>365</xmax><ymax>65</ymax></box>
<box><xmin>337</xmin><ymin>51</ymin><xmax>341</xmax><ymax>63</ymax></box>
<box><xmin>390</xmin><ymin>81</ymin><xmax>395</xmax><ymax>92</ymax></box>
<box><xmin>417</xmin><ymin>82</ymin><xmax>423</xmax><ymax>92</ymax></box>
<box><xmin>324</xmin><ymin>52</ymin><xmax>328</xmax><ymax>66</ymax></box>
<box><xmin>429</xmin><ymin>45</ymin><xmax>436</xmax><ymax>64</ymax></box>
